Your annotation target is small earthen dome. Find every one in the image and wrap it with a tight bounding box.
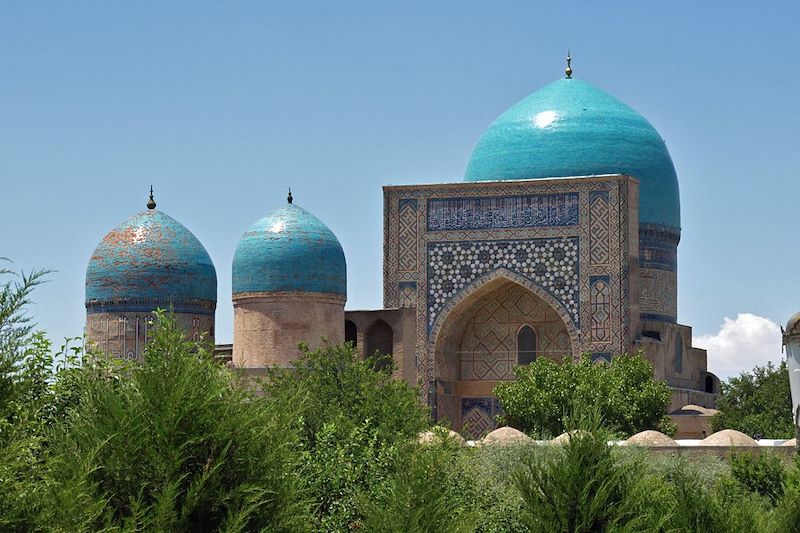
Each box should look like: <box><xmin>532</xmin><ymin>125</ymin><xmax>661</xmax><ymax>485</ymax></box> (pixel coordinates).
<box><xmin>481</xmin><ymin>426</ymin><xmax>531</xmax><ymax>445</ymax></box>
<box><xmin>417</xmin><ymin>428</ymin><xmax>467</xmax><ymax>447</ymax></box>
<box><xmin>700</xmin><ymin>429</ymin><xmax>758</xmax><ymax>447</ymax></box>
<box><xmin>625</xmin><ymin>430</ymin><xmax>678</xmax><ymax>447</ymax></box>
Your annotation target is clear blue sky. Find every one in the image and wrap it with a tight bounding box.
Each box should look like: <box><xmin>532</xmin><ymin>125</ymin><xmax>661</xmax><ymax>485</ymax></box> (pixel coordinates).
<box><xmin>2</xmin><ymin>2</ymin><xmax>798</xmax><ymax>375</ymax></box>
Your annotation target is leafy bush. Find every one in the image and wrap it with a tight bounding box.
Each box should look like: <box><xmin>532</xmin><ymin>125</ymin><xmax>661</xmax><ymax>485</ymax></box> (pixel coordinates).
<box><xmin>263</xmin><ymin>342</ymin><xmax>431</xmax><ymax>531</ymax></box>
<box><xmin>729</xmin><ymin>451</ymin><xmax>786</xmax><ymax>505</ymax></box>
<box><xmin>713</xmin><ymin>361</ymin><xmax>794</xmax><ymax>438</ymax></box>
<box><xmin>358</xmin><ymin>440</ymin><xmax>476</xmax><ymax>533</ymax></box>
<box><xmin>0</xmin><ymin>263</ymin><xmax>55</xmax><ymax>529</ymax></box>
<box><xmin>494</xmin><ymin>353</ymin><xmax>673</xmax><ymax>437</ymax></box>
<box><xmin>513</xmin><ymin>421</ymin><xmax>667</xmax><ymax>532</ymax></box>
<box><xmin>41</xmin><ymin>312</ymin><xmax>310</xmax><ymax>532</ymax></box>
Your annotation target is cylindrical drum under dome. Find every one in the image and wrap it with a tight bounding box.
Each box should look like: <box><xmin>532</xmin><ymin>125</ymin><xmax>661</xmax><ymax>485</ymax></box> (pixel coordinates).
<box><xmin>231</xmin><ymin>194</ymin><xmax>347</xmax><ymax>367</ymax></box>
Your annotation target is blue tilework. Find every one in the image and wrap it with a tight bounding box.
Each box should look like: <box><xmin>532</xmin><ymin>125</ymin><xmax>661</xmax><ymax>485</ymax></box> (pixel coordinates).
<box><xmin>427</xmin><ymin>193</ymin><xmax>579</xmax><ymax>231</ymax></box>
<box><xmin>639</xmin><ymin>224</ymin><xmax>680</xmax><ymax>272</ymax></box>
<box><xmin>427</xmin><ymin>238</ymin><xmax>580</xmax><ymax>333</ymax></box>
<box><xmin>640</xmin><ymin>313</ymin><xmax>677</xmax><ymax>323</ymax></box>
<box><xmin>464</xmin><ymin>78</ymin><xmax>680</xmax><ymax>230</ymax></box>
<box><xmin>398</xmin><ymin>198</ymin><xmax>418</xmax><ymax>210</ymax></box>
<box><xmin>85</xmin><ymin>210</ymin><xmax>217</xmax><ymax>305</ymax></box>
<box><xmin>232</xmin><ymin>203</ymin><xmax>346</xmax><ymax>296</ymax></box>
<box><xmin>592</xmin><ymin>353</ymin><xmax>612</xmax><ymax>363</ymax></box>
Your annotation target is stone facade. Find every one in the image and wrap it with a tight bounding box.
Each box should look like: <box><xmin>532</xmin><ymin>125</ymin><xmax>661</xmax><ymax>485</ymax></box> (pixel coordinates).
<box><xmin>232</xmin><ymin>291</ymin><xmax>345</xmax><ymax>368</ymax></box>
<box><xmin>376</xmin><ymin>174</ymin><xmax>715</xmax><ymax>437</ymax></box>
<box><xmin>382</xmin><ymin>175</ymin><xmax>649</xmax><ymax>437</ymax></box>
<box><xmin>85</xmin><ymin>304</ymin><xmax>214</xmax><ymax>360</ymax></box>
<box><xmin>344</xmin><ymin>308</ymin><xmax>417</xmax><ymax>384</ymax></box>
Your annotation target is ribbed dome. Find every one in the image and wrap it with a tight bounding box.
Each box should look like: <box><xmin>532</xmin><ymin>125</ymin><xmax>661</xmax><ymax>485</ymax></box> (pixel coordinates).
<box><xmin>465</xmin><ymin>78</ymin><xmax>680</xmax><ymax>229</ymax></box>
<box><xmin>232</xmin><ymin>202</ymin><xmax>346</xmax><ymax>297</ymax></box>
<box><xmin>86</xmin><ymin>209</ymin><xmax>217</xmax><ymax>306</ymax></box>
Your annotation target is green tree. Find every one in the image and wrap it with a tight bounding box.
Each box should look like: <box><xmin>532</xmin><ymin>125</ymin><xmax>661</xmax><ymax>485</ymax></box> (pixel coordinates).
<box><xmin>712</xmin><ymin>361</ymin><xmax>793</xmax><ymax>438</ymax></box>
<box><xmin>358</xmin><ymin>440</ymin><xmax>476</xmax><ymax>533</ymax></box>
<box><xmin>513</xmin><ymin>419</ymin><xmax>668</xmax><ymax>532</ymax></box>
<box><xmin>263</xmin><ymin>342</ymin><xmax>431</xmax><ymax>531</ymax></box>
<box><xmin>494</xmin><ymin>353</ymin><xmax>674</xmax><ymax>437</ymax></box>
<box><xmin>0</xmin><ymin>262</ymin><xmax>55</xmax><ymax>530</ymax></box>
<box><xmin>41</xmin><ymin>312</ymin><xmax>310</xmax><ymax>532</ymax></box>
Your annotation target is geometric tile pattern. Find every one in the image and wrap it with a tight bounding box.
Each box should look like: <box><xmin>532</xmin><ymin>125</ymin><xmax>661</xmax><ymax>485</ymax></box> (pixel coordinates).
<box><xmin>590</xmin><ymin>276</ymin><xmax>611</xmax><ymax>342</ymax></box>
<box><xmin>640</xmin><ymin>269</ymin><xmax>677</xmax><ymax>321</ymax></box>
<box><xmin>457</xmin><ymin>283</ymin><xmax>571</xmax><ymax>379</ymax></box>
<box><xmin>589</xmin><ymin>191</ymin><xmax>610</xmax><ymax>266</ymax></box>
<box><xmin>382</xmin><ymin>176</ymin><xmax>637</xmax><ymax>403</ymax></box>
<box><xmin>427</xmin><ymin>193</ymin><xmax>579</xmax><ymax>231</ymax></box>
<box><xmin>398</xmin><ymin>281</ymin><xmax>417</xmax><ymax>308</ymax></box>
<box><xmin>398</xmin><ymin>199</ymin><xmax>418</xmax><ymax>272</ymax></box>
<box><xmin>461</xmin><ymin>397</ymin><xmax>504</xmax><ymax>439</ymax></box>
<box><xmin>427</xmin><ymin>237</ymin><xmax>579</xmax><ymax>330</ymax></box>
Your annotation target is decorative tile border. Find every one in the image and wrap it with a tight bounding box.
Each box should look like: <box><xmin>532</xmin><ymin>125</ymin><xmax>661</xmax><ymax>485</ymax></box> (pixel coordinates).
<box><xmin>426</xmin><ymin>237</ymin><xmax>580</xmax><ymax>331</ymax></box>
<box><xmin>427</xmin><ymin>193</ymin><xmax>579</xmax><ymax>231</ymax></box>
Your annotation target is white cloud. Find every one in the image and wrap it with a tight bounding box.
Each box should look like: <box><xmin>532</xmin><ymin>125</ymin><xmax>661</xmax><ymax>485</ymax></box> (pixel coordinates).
<box><xmin>693</xmin><ymin>313</ymin><xmax>783</xmax><ymax>380</ymax></box>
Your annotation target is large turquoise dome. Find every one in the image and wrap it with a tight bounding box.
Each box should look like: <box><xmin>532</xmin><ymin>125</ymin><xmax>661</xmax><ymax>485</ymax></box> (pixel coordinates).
<box><xmin>465</xmin><ymin>78</ymin><xmax>680</xmax><ymax>229</ymax></box>
<box><xmin>232</xmin><ymin>201</ymin><xmax>346</xmax><ymax>297</ymax></box>
<box><xmin>86</xmin><ymin>206</ymin><xmax>217</xmax><ymax>310</ymax></box>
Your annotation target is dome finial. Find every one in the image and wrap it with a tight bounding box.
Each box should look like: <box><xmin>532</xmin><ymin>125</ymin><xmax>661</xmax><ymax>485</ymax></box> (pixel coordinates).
<box><xmin>565</xmin><ymin>50</ymin><xmax>572</xmax><ymax>79</ymax></box>
<box><xmin>287</xmin><ymin>188</ymin><xmax>293</xmax><ymax>204</ymax></box>
<box><xmin>147</xmin><ymin>185</ymin><xmax>156</xmax><ymax>210</ymax></box>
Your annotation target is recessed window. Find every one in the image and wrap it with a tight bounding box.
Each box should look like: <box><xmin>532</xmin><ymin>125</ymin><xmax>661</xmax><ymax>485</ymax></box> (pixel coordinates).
<box><xmin>345</xmin><ymin>320</ymin><xmax>358</xmax><ymax>347</ymax></box>
<box><xmin>517</xmin><ymin>325</ymin><xmax>537</xmax><ymax>365</ymax></box>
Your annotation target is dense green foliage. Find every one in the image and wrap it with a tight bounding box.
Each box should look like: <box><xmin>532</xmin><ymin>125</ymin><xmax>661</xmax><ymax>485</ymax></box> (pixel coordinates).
<box><xmin>712</xmin><ymin>361</ymin><xmax>794</xmax><ymax>438</ymax></box>
<box><xmin>43</xmin><ymin>313</ymin><xmax>310</xmax><ymax>531</ymax></box>
<box><xmin>514</xmin><ymin>423</ymin><xmax>665</xmax><ymax>531</ymax></box>
<box><xmin>358</xmin><ymin>440</ymin><xmax>476</xmax><ymax>533</ymax></box>
<box><xmin>263</xmin><ymin>342</ymin><xmax>431</xmax><ymax>531</ymax></box>
<box><xmin>494</xmin><ymin>353</ymin><xmax>674</xmax><ymax>437</ymax></box>
<box><xmin>6</xmin><ymin>261</ymin><xmax>800</xmax><ymax>532</ymax></box>
<box><xmin>729</xmin><ymin>451</ymin><xmax>786</xmax><ymax>504</ymax></box>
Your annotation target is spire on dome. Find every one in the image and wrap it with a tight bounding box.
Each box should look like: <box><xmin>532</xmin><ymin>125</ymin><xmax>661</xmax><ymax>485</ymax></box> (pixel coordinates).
<box><xmin>287</xmin><ymin>188</ymin><xmax>293</xmax><ymax>204</ymax></box>
<box><xmin>565</xmin><ymin>50</ymin><xmax>572</xmax><ymax>79</ymax></box>
<box><xmin>147</xmin><ymin>185</ymin><xmax>156</xmax><ymax>210</ymax></box>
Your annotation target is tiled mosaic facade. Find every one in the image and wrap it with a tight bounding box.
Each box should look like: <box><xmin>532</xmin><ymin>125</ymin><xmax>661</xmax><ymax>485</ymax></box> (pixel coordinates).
<box><xmin>427</xmin><ymin>237</ymin><xmax>580</xmax><ymax>330</ymax></box>
<box><xmin>639</xmin><ymin>224</ymin><xmax>680</xmax><ymax>322</ymax></box>
<box><xmin>427</xmin><ymin>194</ymin><xmax>579</xmax><ymax>231</ymax></box>
<box><xmin>456</xmin><ymin>282</ymin><xmax>571</xmax><ymax>381</ymax></box>
<box><xmin>383</xmin><ymin>176</ymin><xmax>640</xmax><ymax>427</ymax></box>
<box><xmin>461</xmin><ymin>397</ymin><xmax>504</xmax><ymax>439</ymax></box>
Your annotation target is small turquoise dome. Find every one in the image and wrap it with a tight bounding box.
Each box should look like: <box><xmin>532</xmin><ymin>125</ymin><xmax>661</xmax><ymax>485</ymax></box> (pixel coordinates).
<box><xmin>232</xmin><ymin>202</ymin><xmax>346</xmax><ymax>297</ymax></box>
<box><xmin>86</xmin><ymin>208</ymin><xmax>217</xmax><ymax>306</ymax></box>
<box><xmin>465</xmin><ymin>78</ymin><xmax>680</xmax><ymax>229</ymax></box>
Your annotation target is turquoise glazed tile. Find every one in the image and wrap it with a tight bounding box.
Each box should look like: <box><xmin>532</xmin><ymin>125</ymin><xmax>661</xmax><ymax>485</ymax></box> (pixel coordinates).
<box><xmin>232</xmin><ymin>203</ymin><xmax>346</xmax><ymax>297</ymax></box>
<box><xmin>465</xmin><ymin>78</ymin><xmax>680</xmax><ymax>229</ymax></box>
<box><xmin>86</xmin><ymin>209</ymin><xmax>217</xmax><ymax>304</ymax></box>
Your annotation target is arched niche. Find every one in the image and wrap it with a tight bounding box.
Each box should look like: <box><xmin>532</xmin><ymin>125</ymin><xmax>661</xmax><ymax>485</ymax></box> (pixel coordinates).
<box><xmin>430</xmin><ymin>276</ymin><xmax>573</xmax><ymax>435</ymax></box>
<box><xmin>365</xmin><ymin>319</ymin><xmax>393</xmax><ymax>370</ymax></box>
<box><xmin>344</xmin><ymin>320</ymin><xmax>358</xmax><ymax>347</ymax></box>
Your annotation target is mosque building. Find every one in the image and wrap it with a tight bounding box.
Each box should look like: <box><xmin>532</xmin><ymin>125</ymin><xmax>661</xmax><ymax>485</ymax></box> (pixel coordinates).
<box><xmin>85</xmin><ymin>59</ymin><xmax>719</xmax><ymax>439</ymax></box>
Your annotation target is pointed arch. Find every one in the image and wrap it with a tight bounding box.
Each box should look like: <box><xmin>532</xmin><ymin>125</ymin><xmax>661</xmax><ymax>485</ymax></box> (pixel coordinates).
<box><xmin>429</xmin><ymin>268</ymin><xmax>580</xmax><ymax>358</ymax></box>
